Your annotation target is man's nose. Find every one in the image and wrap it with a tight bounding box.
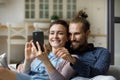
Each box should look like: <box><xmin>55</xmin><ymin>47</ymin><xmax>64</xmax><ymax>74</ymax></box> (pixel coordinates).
<box><xmin>71</xmin><ymin>35</ymin><xmax>75</xmax><ymax>41</ymax></box>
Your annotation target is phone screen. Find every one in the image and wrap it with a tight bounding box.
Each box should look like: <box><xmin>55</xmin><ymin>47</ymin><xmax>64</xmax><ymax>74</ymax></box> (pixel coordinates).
<box><xmin>33</xmin><ymin>31</ymin><xmax>44</xmax><ymax>51</ymax></box>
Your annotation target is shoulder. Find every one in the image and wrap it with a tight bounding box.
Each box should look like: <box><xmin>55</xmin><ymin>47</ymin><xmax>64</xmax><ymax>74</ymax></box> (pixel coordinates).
<box><xmin>93</xmin><ymin>47</ymin><xmax>111</xmax><ymax>58</ymax></box>
<box><xmin>88</xmin><ymin>43</ymin><xmax>109</xmax><ymax>53</ymax></box>
<box><xmin>94</xmin><ymin>47</ymin><xmax>110</xmax><ymax>53</ymax></box>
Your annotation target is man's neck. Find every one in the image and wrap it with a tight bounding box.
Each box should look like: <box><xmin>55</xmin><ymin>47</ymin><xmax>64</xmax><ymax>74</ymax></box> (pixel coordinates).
<box><xmin>75</xmin><ymin>43</ymin><xmax>88</xmax><ymax>52</ymax></box>
<box><xmin>72</xmin><ymin>43</ymin><xmax>94</xmax><ymax>54</ymax></box>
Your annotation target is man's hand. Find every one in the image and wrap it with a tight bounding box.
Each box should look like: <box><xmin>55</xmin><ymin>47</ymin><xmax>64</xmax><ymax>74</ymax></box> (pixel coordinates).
<box><xmin>55</xmin><ymin>47</ymin><xmax>76</xmax><ymax>64</ymax></box>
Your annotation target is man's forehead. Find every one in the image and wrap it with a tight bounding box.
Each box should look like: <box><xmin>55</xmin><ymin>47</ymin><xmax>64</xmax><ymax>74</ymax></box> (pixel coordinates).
<box><xmin>69</xmin><ymin>24</ymin><xmax>83</xmax><ymax>32</ymax></box>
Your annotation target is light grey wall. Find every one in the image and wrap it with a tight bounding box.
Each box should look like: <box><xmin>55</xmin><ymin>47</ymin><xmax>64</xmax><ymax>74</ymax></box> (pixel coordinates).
<box><xmin>115</xmin><ymin>24</ymin><xmax>120</xmax><ymax>65</ymax></box>
<box><xmin>1</xmin><ymin>0</ymin><xmax>119</xmax><ymax>64</ymax></box>
<box><xmin>0</xmin><ymin>0</ymin><xmax>26</xmax><ymax>63</ymax></box>
<box><xmin>0</xmin><ymin>0</ymin><xmax>24</xmax><ymax>24</ymax></box>
<box><xmin>115</xmin><ymin>0</ymin><xmax>120</xmax><ymax>65</ymax></box>
<box><xmin>77</xmin><ymin>0</ymin><xmax>107</xmax><ymax>48</ymax></box>
<box><xmin>115</xmin><ymin>0</ymin><xmax>120</xmax><ymax>16</ymax></box>
<box><xmin>0</xmin><ymin>0</ymin><xmax>107</xmax><ymax>63</ymax></box>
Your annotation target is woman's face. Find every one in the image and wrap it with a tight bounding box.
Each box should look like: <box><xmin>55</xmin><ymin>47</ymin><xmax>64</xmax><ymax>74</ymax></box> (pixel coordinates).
<box><xmin>49</xmin><ymin>24</ymin><xmax>68</xmax><ymax>49</ymax></box>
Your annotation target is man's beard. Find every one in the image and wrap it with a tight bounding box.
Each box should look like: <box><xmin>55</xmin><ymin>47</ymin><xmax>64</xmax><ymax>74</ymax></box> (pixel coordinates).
<box><xmin>70</xmin><ymin>42</ymin><xmax>84</xmax><ymax>50</ymax></box>
<box><xmin>70</xmin><ymin>39</ymin><xmax>88</xmax><ymax>52</ymax></box>
<box><xmin>70</xmin><ymin>40</ymin><xmax>80</xmax><ymax>49</ymax></box>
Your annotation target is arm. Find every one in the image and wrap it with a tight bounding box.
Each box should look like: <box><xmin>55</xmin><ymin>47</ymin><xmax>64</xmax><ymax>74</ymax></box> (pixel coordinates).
<box><xmin>71</xmin><ymin>48</ymin><xmax>111</xmax><ymax>77</ymax></box>
<box><xmin>47</xmin><ymin>60</ymin><xmax>76</xmax><ymax>80</ymax></box>
<box><xmin>19</xmin><ymin>42</ymin><xmax>37</xmax><ymax>73</ymax></box>
<box><xmin>90</xmin><ymin>48</ymin><xmax>110</xmax><ymax>76</ymax></box>
<box><xmin>47</xmin><ymin>47</ymin><xmax>77</xmax><ymax>80</ymax></box>
<box><xmin>35</xmin><ymin>43</ymin><xmax>76</xmax><ymax>80</ymax></box>
<box><xmin>43</xmin><ymin>60</ymin><xmax>65</xmax><ymax>80</ymax></box>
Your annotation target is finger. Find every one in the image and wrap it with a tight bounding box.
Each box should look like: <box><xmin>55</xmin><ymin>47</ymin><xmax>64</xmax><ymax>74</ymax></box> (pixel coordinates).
<box><xmin>55</xmin><ymin>48</ymin><xmax>62</xmax><ymax>53</ymax></box>
<box><xmin>30</xmin><ymin>40</ymin><xmax>33</xmax><ymax>42</ymax></box>
<box><xmin>56</xmin><ymin>48</ymin><xmax>69</xmax><ymax>59</ymax></box>
<box><xmin>31</xmin><ymin>42</ymin><xmax>37</xmax><ymax>52</ymax></box>
<box><xmin>43</xmin><ymin>44</ymin><xmax>47</xmax><ymax>53</ymax></box>
<box><xmin>25</xmin><ymin>42</ymin><xmax>29</xmax><ymax>48</ymax></box>
<box><xmin>55</xmin><ymin>47</ymin><xmax>64</xmax><ymax>55</ymax></box>
<box><xmin>56</xmin><ymin>47</ymin><xmax>68</xmax><ymax>53</ymax></box>
<box><xmin>62</xmin><ymin>48</ymin><xmax>70</xmax><ymax>55</ymax></box>
<box><xmin>57</xmin><ymin>51</ymin><xmax>64</xmax><ymax>58</ymax></box>
<box><xmin>28</xmin><ymin>40</ymin><xmax>32</xmax><ymax>47</ymax></box>
<box><xmin>36</xmin><ymin>41</ymin><xmax>42</xmax><ymax>52</ymax></box>
<box><xmin>61</xmin><ymin>53</ymin><xmax>67</xmax><ymax>60</ymax></box>
<box><xmin>55</xmin><ymin>49</ymin><xmax>61</xmax><ymax>57</ymax></box>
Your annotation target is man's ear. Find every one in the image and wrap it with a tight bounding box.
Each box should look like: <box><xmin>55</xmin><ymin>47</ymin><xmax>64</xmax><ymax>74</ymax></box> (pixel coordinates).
<box><xmin>86</xmin><ymin>30</ymin><xmax>91</xmax><ymax>37</ymax></box>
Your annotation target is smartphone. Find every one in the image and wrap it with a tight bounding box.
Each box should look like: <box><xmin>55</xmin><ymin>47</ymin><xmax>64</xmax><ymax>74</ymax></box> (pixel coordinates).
<box><xmin>33</xmin><ymin>31</ymin><xmax>44</xmax><ymax>51</ymax></box>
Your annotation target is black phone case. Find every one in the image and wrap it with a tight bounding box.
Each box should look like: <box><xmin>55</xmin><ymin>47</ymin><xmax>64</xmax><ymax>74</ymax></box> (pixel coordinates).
<box><xmin>33</xmin><ymin>31</ymin><xmax>44</xmax><ymax>51</ymax></box>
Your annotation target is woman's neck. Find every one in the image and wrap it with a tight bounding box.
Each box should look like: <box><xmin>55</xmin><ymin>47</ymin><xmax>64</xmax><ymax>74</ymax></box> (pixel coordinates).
<box><xmin>52</xmin><ymin>47</ymin><xmax>57</xmax><ymax>53</ymax></box>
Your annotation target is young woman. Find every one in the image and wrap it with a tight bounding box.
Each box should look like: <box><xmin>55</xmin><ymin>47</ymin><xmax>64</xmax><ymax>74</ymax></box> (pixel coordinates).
<box><xmin>0</xmin><ymin>20</ymin><xmax>76</xmax><ymax>80</ymax></box>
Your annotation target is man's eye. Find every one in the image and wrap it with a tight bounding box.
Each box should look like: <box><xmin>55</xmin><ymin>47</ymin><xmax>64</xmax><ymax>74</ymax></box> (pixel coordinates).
<box><xmin>59</xmin><ymin>33</ymin><xmax>63</xmax><ymax>35</ymax></box>
<box><xmin>50</xmin><ymin>32</ymin><xmax>54</xmax><ymax>35</ymax></box>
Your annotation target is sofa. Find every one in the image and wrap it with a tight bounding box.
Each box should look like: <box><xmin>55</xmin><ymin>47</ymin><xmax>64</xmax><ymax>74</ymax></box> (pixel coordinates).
<box><xmin>107</xmin><ymin>65</ymin><xmax>120</xmax><ymax>80</ymax></box>
<box><xmin>1</xmin><ymin>53</ymin><xmax>120</xmax><ymax>80</ymax></box>
<box><xmin>8</xmin><ymin>64</ymin><xmax>120</xmax><ymax>80</ymax></box>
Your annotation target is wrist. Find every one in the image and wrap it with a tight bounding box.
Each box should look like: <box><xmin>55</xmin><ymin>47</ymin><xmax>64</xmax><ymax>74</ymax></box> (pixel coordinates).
<box><xmin>22</xmin><ymin>60</ymin><xmax>31</xmax><ymax>73</ymax></box>
<box><xmin>24</xmin><ymin>60</ymin><xmax>32</xmax><ymax>67</ymax></box>
<box><xmin>71</xmin><ymin>57</ymin><xmax>76</xmax><ymax>64</ymax></box>
<box><xmin>43</xmin><ymin>59</ymin><xmax>51</xmax><ymax>65</ymax></box>
<box><xmin>25</xmin><ymin>57</ymin><xmax>34</xmax><ymax>63</ymax></box>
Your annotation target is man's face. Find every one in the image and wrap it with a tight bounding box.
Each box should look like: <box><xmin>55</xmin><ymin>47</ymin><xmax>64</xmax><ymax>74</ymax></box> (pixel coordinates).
<box><xmin>69</xmin><ymin>22</ymin><xmax>88</xmax><ymax>50</ymax></box>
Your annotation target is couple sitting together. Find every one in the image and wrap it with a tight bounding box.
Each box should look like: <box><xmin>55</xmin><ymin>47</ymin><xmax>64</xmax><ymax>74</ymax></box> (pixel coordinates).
<box><xmin>0</xmin><ymin>10</ymin><xmax>116</xmax><ymax>80</ymax></box>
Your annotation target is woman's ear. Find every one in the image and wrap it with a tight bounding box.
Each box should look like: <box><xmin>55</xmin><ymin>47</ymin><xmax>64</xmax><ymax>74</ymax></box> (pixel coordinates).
<box><xmin>86</xmin><ymin>30</ymin><xmax>91</xmax><ymax>37</ymax></box>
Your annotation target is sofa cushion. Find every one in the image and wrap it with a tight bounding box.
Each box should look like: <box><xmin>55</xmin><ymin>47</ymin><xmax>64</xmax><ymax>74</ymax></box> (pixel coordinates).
<box><xmin>107</xmin><ymin>65</ymin><xmax>120</xmax><ymax>80</ymax></box>
<box><xmin>0</xmin><ymin>53</ymin><xmax>9</xmax><ymax>69</ymax></box>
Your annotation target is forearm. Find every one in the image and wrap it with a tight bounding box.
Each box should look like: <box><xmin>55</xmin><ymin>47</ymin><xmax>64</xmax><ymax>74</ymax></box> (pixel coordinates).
<box><xmin>49</xmin><ymin>60</ymin><xmax>76</xmax><ymax>80</ymax></box>
<box><xmin>71</xmin><ymin>58</ymin><xmax>91</xmax><ymax>77</ymax></box>
<box><xmin>44</xmin><ymin>60</ymin><xmax>59</xmax><ymax>75</ymax></box>
<box><xmin>49</xmin><ymin>70</ymin><xmax>65</xmax><ymax>80</ymax></box>
<box><xmin>71</xmin><ymin>50</ymin><xmax>111</xmax><ymax>78</ymax></box>
<box><xmin>20</xmin><ymin>60</ymin><xmax>31</xmax><ymax>73</ymax></box>
<box><xmin>67</xmin><ymin>55</ymin><xmax>91</xmax><ymax>77</ymax></box>
<box><xmin>90</xmin><ymin>50</ymin><xmax>111</xmax><ymax>76</ymax></box>
<box><xmin>44</xmin><ymin>60</ymin><xmax>65</xmax><ymax>80</ymax></box>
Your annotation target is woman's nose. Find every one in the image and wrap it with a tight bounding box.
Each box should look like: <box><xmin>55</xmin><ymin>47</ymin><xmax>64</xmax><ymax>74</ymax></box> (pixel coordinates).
<box><xmin>53</xmin><ymin>33</ymin><xmax>57</xmax><ymax>38</ymax></box>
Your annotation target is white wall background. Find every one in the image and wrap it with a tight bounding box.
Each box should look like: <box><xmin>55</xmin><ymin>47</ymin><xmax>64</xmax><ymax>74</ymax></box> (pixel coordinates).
<box><xmin>115</xmin><ymin>24</ymin><xmax>120</xmax><ymax>65</ymax></box>
<box><xmin>0</xmin><ymin>0</ymin><xmax>107</xmax><ymax>63</ymax></box>
<box><xmin>1</xmin><ymin>0</ymin><xmax>119</xmax><ymax>65</ymax></box>
<box><xmin>77</xmin><ymin>0</ymin><xmax>107</xmax><ymax>48</ymax></box>
<box><xmin>0</xmin><ymin>0</ymin><xmax>28</xmax><ymax>63</ymax></box>
<box><xmin>0</xmin><ymin>0</ymin><xmax>24</xmax><ymax>24</ymax></box>
<box><xmin>115</xmin><ymin>0</ymin><xmax>120</xmax><ymax>65</ymax></box>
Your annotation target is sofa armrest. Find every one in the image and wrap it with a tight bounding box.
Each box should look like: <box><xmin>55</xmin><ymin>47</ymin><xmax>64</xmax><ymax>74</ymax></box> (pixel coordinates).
<box><xmin>8</xmin><ymin>64</ymin><xmax>17</xmax><ymax>71</ymax></box>
<box><xmin>107</xmin><ymin>65</ymin><xmax>120</xmax><ymax>80</ymax></box>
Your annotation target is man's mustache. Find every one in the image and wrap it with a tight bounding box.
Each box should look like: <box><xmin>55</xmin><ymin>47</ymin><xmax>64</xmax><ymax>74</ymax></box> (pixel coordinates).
<box><xmin>71</xmin><ymin>40</ymin><xmax>79</xmax><ymax>43</ymax></box>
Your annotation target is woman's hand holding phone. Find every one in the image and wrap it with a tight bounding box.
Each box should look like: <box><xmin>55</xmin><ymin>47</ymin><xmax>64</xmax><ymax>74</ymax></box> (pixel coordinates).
<box><xmin>32</xmin><ymin>31</ymin><xmax>49</xmax><ymax>62</ymax></box>
<box><xmin>33</xmin><ymin>31</ymin><xmax>44</xmax><ymax>51</ymax></box>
